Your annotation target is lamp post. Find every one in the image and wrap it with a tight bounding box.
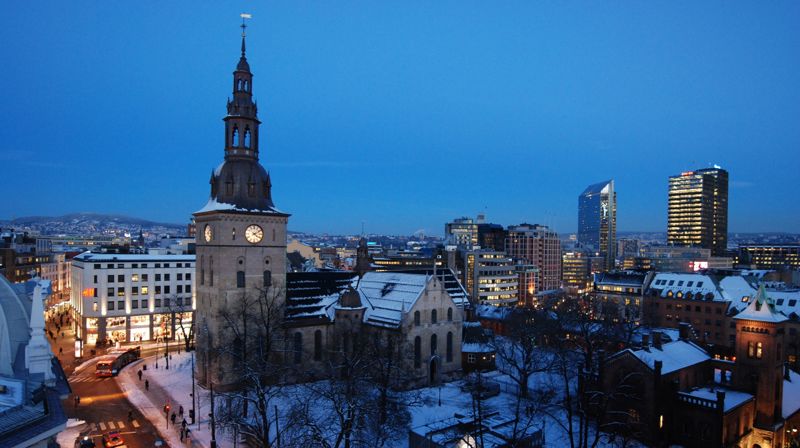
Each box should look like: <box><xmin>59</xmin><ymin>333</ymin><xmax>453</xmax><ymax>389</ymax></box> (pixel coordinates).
<box><xmin>210</xmin><ymin>382</ymin><xmax>217</xmax><ymax>448</ymax></box>
<box><xmin>190</xmin><ymin>351</ymin><xmax>196</xmax><ymax>425</ymax></box>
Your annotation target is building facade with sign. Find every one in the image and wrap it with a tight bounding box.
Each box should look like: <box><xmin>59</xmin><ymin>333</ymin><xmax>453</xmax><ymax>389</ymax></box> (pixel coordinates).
<box><xmin>70</xmin><ymin>253</ymin><xmax>195</xmax><ymax>349</ymax></box>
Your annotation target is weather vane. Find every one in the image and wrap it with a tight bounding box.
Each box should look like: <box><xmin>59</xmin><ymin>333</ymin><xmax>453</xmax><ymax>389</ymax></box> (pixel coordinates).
<box><xmin>240</xmin><ymin>13</ymin><xmax>252</xmax><ymax>37</ymax></box>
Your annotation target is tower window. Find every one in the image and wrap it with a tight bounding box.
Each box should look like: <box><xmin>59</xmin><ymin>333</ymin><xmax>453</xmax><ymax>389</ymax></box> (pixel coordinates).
<box><xmin>232</xmin><ymin>126</ymin><xmax>239</xmax><ymax>147</ymax></box>
<box><xmin>237</xmin><ymin>271</ymin><xmax>245</xmax><ymax>288</ymax></box>
<box><xmin>446</xmin><ymin>331</ymin><xmax>453</xmax><ymax>362</ymax></box>
<box><xmin>430</xmin><ymin>334</ymin><xmax>437</xmax><ymax>355</ymax></box>
<box><xmin>314</xmin><ymin>330</ymin><xmax>322</xmax><ymax>361</ymax></box>
<box><xmin>293</xmin><ymin>332</ymin><xmax>302</xmax><ymax>364</ymax></box>
<box><xmin>263</xmin><ymin>270</ymin><xmax>272</xmax><ymax>287</ymax></box>
<box><xmin>414</xmin><ymin>311</ymin><xmax>420</xmax><ymax>326</ymax></box>
<box><xmin>431</xmin><ymin>309</ymin><xmax>437</xmax><ymax>324</ymax></box>
<box><xmin>244</xmin><ymin>128</ymin><xmax>251</xmax><ymax>148</ymax></box>
<box><xmin>414</xmin><ymin>336</ymin><xmax>421</xmax><ymax>368</ymax></box>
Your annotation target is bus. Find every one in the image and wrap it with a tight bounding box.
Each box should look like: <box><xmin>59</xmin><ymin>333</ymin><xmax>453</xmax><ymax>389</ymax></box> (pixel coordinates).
<box><xmin>95</xmin><ymin>346</ymin><xmax>141</xmax><ymax>377</ymax></box>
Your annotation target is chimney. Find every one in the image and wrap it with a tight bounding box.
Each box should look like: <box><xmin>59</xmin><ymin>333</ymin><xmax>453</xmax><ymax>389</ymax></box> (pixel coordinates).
<box><xmin>653</xmin><ymin>331</ymin><xmax>662</xmax><ymax>350</ymax></box>
<box><xmin>679</xmin><ymin>322</ymin><xmax>690</xmax><ymax>341</ymax></box>
<box><xmin>716</xmin><ymin>391</ymin><xmax>726</xmax><ymax>414</ymax></box>
<box><xmin>642</xmin><ymin>333</ymin><xmax>650</xmax><ymax>350</ymax></box>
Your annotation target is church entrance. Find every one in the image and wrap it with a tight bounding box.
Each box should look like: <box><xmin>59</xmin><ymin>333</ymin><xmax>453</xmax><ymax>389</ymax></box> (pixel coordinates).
<box><xmin>429</xmin><ymin>356</ymin><xmax>440</xmax><ymax>385</ymax></box>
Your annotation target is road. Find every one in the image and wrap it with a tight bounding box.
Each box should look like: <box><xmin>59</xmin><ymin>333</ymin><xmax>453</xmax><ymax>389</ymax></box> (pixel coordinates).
<box><xmin>67</xmin><ymin>359</ymin><xmax>161</xmax><ymax>448</ymax></box>
<box><xmin>46</xmin><ymin>312</ymin><xmax>173</xmax><ymax>448</ymax></box>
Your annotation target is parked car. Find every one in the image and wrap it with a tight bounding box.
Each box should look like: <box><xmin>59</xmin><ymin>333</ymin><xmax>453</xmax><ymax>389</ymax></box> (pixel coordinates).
<box><xmin>102</xmin><ymin>431</ymin><xmax>125</xmax><ymax>447</ymax></box>
<box><xmin>77</xmin><ymin>436</ymin><xmax>96</xmax><ymax>448</ymax></box>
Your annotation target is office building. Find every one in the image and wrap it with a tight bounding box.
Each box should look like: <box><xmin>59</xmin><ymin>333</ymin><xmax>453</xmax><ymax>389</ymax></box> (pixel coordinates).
<box><xmin>464</xmin><ymin>249</ymin><xmax>518</xmax><ymax>305</ymax></box>
<box><xmin>505</xmin><ymin>224</ymin><xmax>562</xmax><ymax>293</ymax></box>
<box><xmin>667</xmin><ymin>167</ymin><xmax>729</xmax><ymax>256</ymax></box>
<box><xmin>739</xmin><ymin>244</ymin><xmax>800</xmax><ymax>270</ymax></box>
<box><xmin>578</xmin><ymin>180</ymin><xmax>617</xmax><ymax>267</ymax></box>
<box><xmin>562</xmin><ymin>251</ymin><xmax>591</xmax><ymax>294</ymax></box>
<box><xmin>477</xmin><ymin>223</ymin><xmax>507</xmax><ymax>252</ymax></box>
<box><xmin>70</xmin><ymin>252</ymin><xmax>195</xmax><ymax>348</ymax></box>
<box><xmin>445</xmin><ymin>217</ymin><xmax>478</xmax><ymax>249</ymax></box>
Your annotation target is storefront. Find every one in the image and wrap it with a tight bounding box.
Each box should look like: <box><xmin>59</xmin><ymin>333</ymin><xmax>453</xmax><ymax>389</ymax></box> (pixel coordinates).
<box><xmin>175</xmin><ymin>312</ymin><xmax>193</xmax><ymax>341</ymax></box>
<box><xmin>85</xmin><ymin>317</ymin><xmax>99</xmax><ymax>346</ymax></box>
<box><xmin>153</xmin><ymin>313</ymin><xmax>172</xmax><ymax>341</ymax></box>
<box><xmin>130</xmin><ymin>315</ymin><xmax>151</xmax><ymax>342</ymax></box>
<box><xmin>106</xmin><ymin>316</ymin><xmax>127</xmax><ymax>344</ymax></box>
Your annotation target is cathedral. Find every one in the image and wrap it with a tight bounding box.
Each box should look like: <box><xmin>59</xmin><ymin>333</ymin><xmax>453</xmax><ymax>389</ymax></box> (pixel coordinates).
<box><xmin>194</xmin><ymin>28</ymin><xmax>467</xmax><ymax>390</ymax></box>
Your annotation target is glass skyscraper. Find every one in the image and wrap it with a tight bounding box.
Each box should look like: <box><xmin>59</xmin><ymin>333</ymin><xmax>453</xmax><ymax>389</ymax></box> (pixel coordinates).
<box><xmin>577</xmin><ymin>180</ymin><xmax>617</xmax><ymax>268</ymax></box>
<box><xmin>667</xmin><ymin>167</ymin><xmax>728</xmax><ymax>256</ymax></box>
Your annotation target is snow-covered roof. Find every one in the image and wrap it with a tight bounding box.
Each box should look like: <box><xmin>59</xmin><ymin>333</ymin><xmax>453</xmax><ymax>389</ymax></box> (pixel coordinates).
<box><xmin>783</xmin><ymin>369</ymin><xmax>800</xmax><ymax>419</ymax></box>
<box><xmin>195</xmin><ymin>197</ymin><xmax>287</xmax><ymax>215</ymax></box>
<box><xmin>360</xmin><ymin>272</ymin><xmax>430</xmax><ymax>328</ymax></box>
<box><xmin>73</xmin><ymin>252</ymin><xmax>195</xmax><ymax>262</ymax></box>
<box><xmin>626</xmin><ymin>340</ymin><xmax>710</xmax><ymax>374</ymax></box>
<box><xmin>647</xmin><ymin>273</ymin><xmax>761</xmax><ymax>309</ymax></box>
<box><xmin>682</xmin><ymin>386</ymin><xmax>753</xmax><ymax>413</ymax></box>
<box><xmin>733</xmin><ymin>286</ymin><xmax>788</xmax><ymax>323</ymax></box>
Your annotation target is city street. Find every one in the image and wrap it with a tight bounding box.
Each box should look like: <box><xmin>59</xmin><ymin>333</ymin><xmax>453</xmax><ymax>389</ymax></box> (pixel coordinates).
<box><xmin>47</xmin><ymin>311</ymin><xmax>167</xmax><ymax>448</ymax></box>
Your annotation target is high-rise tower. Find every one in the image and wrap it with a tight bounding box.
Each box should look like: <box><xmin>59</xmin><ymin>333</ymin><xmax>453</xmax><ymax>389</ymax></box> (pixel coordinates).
<box><xmin>667</xmin><ymin>167</ymin><xmax>728</xmax><ymax>256</ymax></box>
<box><xmin>194</xmin><ymin>25</ymin><xmax>289</xmax><ymax>389</ymax></box>
<box><xmin>577</xmin><ymin>180</ymin><xmax>616</xmax><ymax>268</ymax></box>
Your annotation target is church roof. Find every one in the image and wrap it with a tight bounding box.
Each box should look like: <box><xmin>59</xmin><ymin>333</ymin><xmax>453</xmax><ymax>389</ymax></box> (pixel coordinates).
<box><xmin>619</xmin><ymin>340</ymin><xmax>710</xmax><ymax>375</ymax></box>
<box><xmin>733</xmin><ymin>285</ymin><xmax>788</xmax><ymax>323</ymax></box>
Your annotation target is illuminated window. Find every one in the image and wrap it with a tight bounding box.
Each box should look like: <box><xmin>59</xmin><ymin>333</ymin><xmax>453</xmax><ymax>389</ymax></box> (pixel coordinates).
<box><xmin>117</xmin><ymin>287</ymin><xmax>125</xmax><ymax>297</ymax></box>
<box><xmin>141</xmin><ymin>286</ymin><xmax>148</xmax><ymax>295</ymax></box>
<box><xmin>132</xmin><ymin>274</ymin><xmax>139</xmax><ymax>282</ymax></box>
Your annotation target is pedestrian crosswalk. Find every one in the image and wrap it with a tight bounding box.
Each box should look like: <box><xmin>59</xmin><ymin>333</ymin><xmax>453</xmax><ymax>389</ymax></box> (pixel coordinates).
<box><xmin>70</xmin><ymin>375</ymin><xmax>106</xmax><ymax>383</ymax></box>
<box><xmin>93</xmin><ymin>419</ymin><xmax>141</xmax><ymax>431</ymax></box>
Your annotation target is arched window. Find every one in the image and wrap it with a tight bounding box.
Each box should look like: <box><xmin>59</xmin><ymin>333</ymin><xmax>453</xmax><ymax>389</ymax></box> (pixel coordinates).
<box><xmin>431</xmin><ymin>309</ymin><xmax>437</xmax><ymax>324</ymax></box>
<box><xmin>244</xmin><ymin>128</ymin><xmax>251</xmax><ymax>148</ymax></box>
<box><xmin>446</xmin><ymin>332</ymin><xmax>453</xmax><ymax>362</ymax></box>
<box><xmin>209</xmin><ymin>256</ymin><xmax>214</xmax><ymax>286</ymax></box>
<box><xmin>293</xmin><ymin>332</ymin><xmax>302</xmax><ymax>364</ymax></box>
<box><xmin>263</xmin><ymin>270</ymin><xmax>272</xmax><ymax>287</ymax></box>
<box><xmin>447</xmin><ymin>307</ymin><xmax>453</xmax><ymax>322</ymax></box>
<box><xmin>236</xmin><ymin>271</ymin><xmax>245</xmax><ymax>288</ymax></box>
<box><xmin>414</xmin><ymin>336</ymin><xmax>421</xmax><ymax>368</ymax></box>
<box><xmin>414</xmin><ymin>311</ymin><xmax>420</xmax><ymax>326</ymax></box>
<box><xmin>237</xmin><ymin>79</ymin><xmax>242</xmax><ymax>90</ymax></box>
<box><xmin>200</xmin><ymin>255</ymin><xmax>205</xmax><ymax>286</ymax></box>
<box><xmin>430</xmin><ymin>334</ymin><xmax>438</xmax><ymax>355</ymax></box>
<box><xmin>243</xmin><ymin>80</ymin><xmax>248</xmax><ymax>91</ymax></box>
<box><xmin>314</xmin><ymin>330</ymin><xmax>322</xmax><ymax>361</ymax></box>
<box><xmin>232</xmin><ymin>126</ymin><xmax>239</xmax><ymax>147</ymax></box>
<box><xmin>232</xmin><ymin>228</ymin><xmax>236</xmax><ymax>240</ymax></box>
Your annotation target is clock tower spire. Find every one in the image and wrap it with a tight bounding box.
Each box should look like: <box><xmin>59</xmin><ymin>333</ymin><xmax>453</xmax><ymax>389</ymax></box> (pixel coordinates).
<box><xmin>194</xmin><ymin>17</ymin><xmax>289</xmax><ymax>390</ymax></box>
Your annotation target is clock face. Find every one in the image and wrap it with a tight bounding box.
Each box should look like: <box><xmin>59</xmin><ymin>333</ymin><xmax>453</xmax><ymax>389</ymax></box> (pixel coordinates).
<box><xmin>203</xmin><ymin>224</ymin><xmax>213</xmax><ymax>242</ymax></box>
<box><xmin>245</xmin><ymin>224</ymin><xmax>264</xmax><ymax>244</ymax></box>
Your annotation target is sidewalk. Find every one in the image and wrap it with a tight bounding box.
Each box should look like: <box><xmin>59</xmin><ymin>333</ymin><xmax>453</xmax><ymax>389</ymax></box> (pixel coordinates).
<box><xmin>117</xmin><ymin>354</ymin><xmax>225</xmax><ymax>447</ymax></box>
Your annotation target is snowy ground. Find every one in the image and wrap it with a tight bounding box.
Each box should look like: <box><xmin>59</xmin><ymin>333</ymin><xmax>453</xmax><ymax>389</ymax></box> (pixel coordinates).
<box><xmin>117</xmin><ymin>352</ymin><xmax>233</xmax><ymax>447</ymax></box>
<box><xmin>118</xmin><ymin>351</ymin><xmax>641</xmax><ymax>447</ymax></box>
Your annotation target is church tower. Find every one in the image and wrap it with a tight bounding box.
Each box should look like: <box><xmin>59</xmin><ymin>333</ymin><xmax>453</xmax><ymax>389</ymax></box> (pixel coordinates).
<box><xmin>733</xmin><ymin>286</ymin><xmax>788</xmax><ymax>438</ymax></box>
<box><xmin>194</xmin><ymin>23</ymin><xmax>289</xmax><ymax>389</ymax></box>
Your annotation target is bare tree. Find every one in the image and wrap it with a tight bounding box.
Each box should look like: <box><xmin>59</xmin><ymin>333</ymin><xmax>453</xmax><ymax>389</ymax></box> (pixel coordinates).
<box><xmin>166</xmin><ymin>294</ymin><xmax>195</xmax><ymax>352</ymax></box>
<box><xmin>213</xmin><ymin>285</ymin><xmax>288</xmax><ymax>447</ymax></box>
<box><xmin>490</xmin><ymin>307</ymin><xmax>557</xmax><ymax>446</ymax></box>
<box><xmin>284</xmin><ymin>324</ymin><xmax>416</xmax><ymax>448</ymax></box>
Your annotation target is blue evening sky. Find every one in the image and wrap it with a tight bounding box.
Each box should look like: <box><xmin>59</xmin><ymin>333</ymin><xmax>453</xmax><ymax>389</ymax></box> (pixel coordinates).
<box><xmin>1</xmin><ymin>2</ymin><xmax>799</xmax><ymax>235</ymax></box>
